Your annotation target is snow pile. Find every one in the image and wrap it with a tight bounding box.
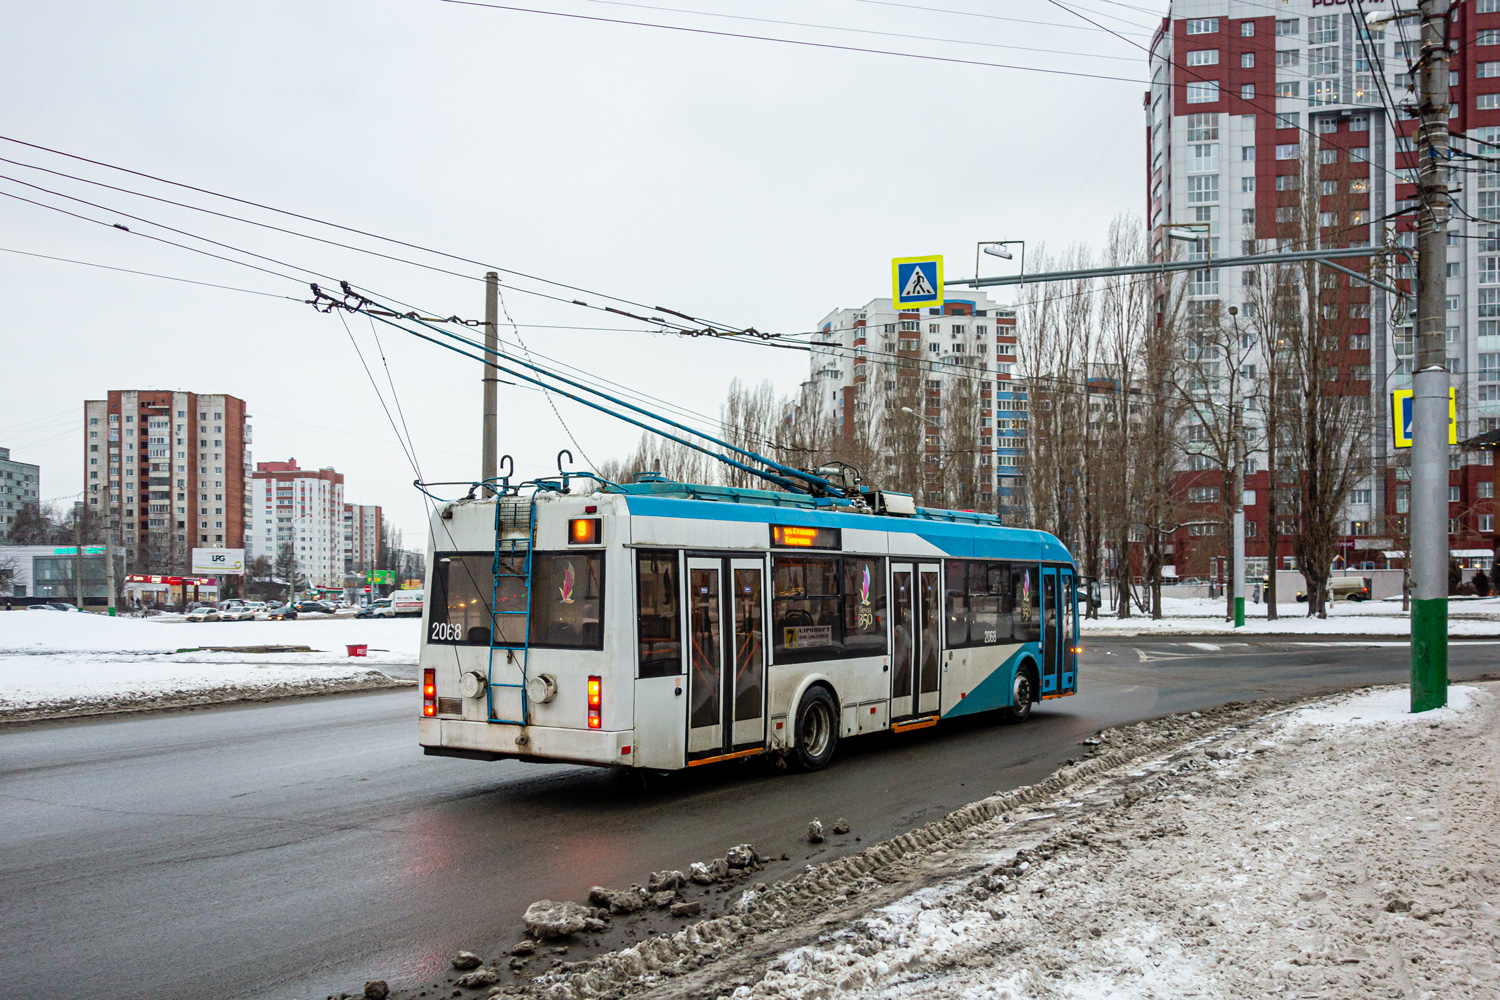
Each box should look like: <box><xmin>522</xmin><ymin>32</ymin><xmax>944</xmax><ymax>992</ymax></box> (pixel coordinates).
<box><xmin>1287</xmin><ymin>684</ymin><xmax>1480</xmax><ymax>728</ymax></box>
<box><xmin>1082</xmin><ymin>597</ymin><xmax>1500</xmax><ymax>636</ymax></box>
<box><xmin>524</xmin><ymin>684</ymin><xmax>1497</xmax><ymax>1000</ymax></box>
<box><xmin>0</xmin><ymin>611</ymin><xmax>417</xmax><ymax>721</ymax></box>
<box><xmin>0</xmin><ymin>610</ymin><xmax>421</xmax><ymax>655</ymax></box>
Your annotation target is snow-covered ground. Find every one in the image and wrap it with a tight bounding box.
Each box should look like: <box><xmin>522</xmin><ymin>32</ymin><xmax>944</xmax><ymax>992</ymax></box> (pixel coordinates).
<box><xmin>0</xmin><ymin>611</ymin><xmax>419</xmax><ymax>721</ymax></box>
<box><xmin>1084</xmin><ymin>595</ymin><xmax>1500</xmax><ymax>635</ymax></box>
<box><xmin>511</xmin><ymin>683</ymin><xmax>1499</xmax><ymax>1000</ymax></box>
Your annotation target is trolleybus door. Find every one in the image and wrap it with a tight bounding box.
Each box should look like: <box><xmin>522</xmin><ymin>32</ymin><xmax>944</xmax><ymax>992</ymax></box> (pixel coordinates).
<box><xmin>686</xmin><ymin>556</ymin><xmax>768</xmax><ymax>759</ymax></box>
<box><xmin>1041</xmin><ymin>567</ymin><xmax>1060</xmax><ymax>696</ymax></box>
<box><xmin>889</xmin><ymin>563</ymin><xmax>916</xmax><ymax>720</ymax></box>
<box><xmin>916</xmin><ymin>563</ymin><xmax>942</xmax><ymax>715</ymax></box>
<box><xmin>1061</xmin><ymin>569</ymin><xmax>1077</xmax><ymax>693</ymax></box>
<box><xmin>686</xmin><ymin>558</ymin><xmax>725</xmax><ymax>755</ymax></box>
<box><xmin>727</xmin><ymin>558</ymin><xmax>767</xmax><ymax>750</ymax></box>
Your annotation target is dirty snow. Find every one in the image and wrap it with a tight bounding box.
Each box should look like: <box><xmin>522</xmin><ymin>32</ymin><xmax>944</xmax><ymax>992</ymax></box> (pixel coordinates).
<box><xmin>0</xmin><ymin>611</ymin><xmax>417</xmax><ymax>721</ymax></box>
<box><xmin>701</xmin><ymin>683</ymin><xmax>1499</xmax><ymax>1000</ymax></box>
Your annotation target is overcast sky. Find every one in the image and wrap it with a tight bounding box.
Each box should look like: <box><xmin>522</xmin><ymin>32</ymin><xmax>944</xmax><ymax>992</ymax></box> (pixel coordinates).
<box><xmin>1</xmin><ymin>0</ymin><xmax>1156</xmax><ymax>543</ymax></box>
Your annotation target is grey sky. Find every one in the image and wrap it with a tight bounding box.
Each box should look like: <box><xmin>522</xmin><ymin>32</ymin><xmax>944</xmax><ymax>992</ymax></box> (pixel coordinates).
<box><xmin>0</xmin><ymin>0</ymin><xmax>1154</xmax><ymax>540</ymax></box>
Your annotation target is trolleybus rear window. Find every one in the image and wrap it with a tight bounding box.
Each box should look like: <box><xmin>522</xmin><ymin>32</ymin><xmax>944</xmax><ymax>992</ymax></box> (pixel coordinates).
<box><xmin>427</xmin><ymin>551</ymin><xmax>604</xmax><ymax>649</ymax></box>
<box><xmin>428</xmin><ymin>553</ymin><xmax>526</xmax><ymax>646</ymax></box>
<box><xmin>771</xmin><ymin>554</ymin><xmax>886</xmax><ymax>663</ymax></box>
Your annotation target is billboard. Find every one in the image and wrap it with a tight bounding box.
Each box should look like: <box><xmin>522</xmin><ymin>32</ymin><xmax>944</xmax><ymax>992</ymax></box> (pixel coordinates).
<box><xmin>191</xmin><ymin>547</ymin><xmax>246</xmax><ymax>575</ymax></box>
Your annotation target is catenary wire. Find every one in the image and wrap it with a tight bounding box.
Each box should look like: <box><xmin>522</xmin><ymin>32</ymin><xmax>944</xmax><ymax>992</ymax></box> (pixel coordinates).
<box><xmin>438</xmin><ymin>0</ymin><xmax>1149</xmax><ymax>83</ymax></box>
<box><xmin>0</xmin><ymin>245</ymin><xmax>306</xmax><ymax>301</ymax></box>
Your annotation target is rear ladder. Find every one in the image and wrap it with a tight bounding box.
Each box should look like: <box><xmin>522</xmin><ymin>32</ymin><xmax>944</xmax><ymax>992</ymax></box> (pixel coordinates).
<box><xmin>486</xmin><ymin>496</ymin><xmax>535</xmax><ymax>725</ymax></box>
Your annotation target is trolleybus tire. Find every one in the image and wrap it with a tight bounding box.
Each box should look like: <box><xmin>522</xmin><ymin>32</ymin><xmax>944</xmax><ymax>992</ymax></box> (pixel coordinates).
<box><xmin>792</xmin><ymin>685</ymin><xmax>839</xmax><ymax>771</ymax></box>
<box><xmin>1004</xmin><ymin>666</ymin><xmax>1035</xmax><ymax>724</ymax></box>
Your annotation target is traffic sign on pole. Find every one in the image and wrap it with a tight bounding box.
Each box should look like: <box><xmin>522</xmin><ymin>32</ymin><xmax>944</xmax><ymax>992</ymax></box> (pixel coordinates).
<box><xmin>892</xmin><ymin>256</ymin><xmax>944</xmax><ymax>310</ymax></box>
<box><xmin>1392</xmin><ymin>388</ymin><xmax>1457</xmax><ymax>449</ymax></box>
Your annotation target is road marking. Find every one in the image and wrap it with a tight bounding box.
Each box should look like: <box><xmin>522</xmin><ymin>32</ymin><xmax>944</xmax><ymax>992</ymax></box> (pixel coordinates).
<box><xmin>1186</xmin><ymin>642</ymin><xmax>1222</xmax><ymax>652</ymax></box>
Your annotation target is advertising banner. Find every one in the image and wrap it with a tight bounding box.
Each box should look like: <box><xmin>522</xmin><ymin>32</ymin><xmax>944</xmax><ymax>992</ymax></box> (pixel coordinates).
<box><xmin>191</xmin><ymin>547</ymin><xmax>246</xmax><ymax>575</ymax></box>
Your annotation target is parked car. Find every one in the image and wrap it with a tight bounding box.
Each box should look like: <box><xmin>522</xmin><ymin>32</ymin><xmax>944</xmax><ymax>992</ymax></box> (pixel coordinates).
<box><xmin>185</xmin><ymin>606</ymin><xmax>220</xmax><ymax>622</ymax></box>
<box><xmin>1297</xmin><ymin>576</ymin><xmax>1372</xmax><ymax>603</ymax></box>
<box><xmin>356</xmin><ymin>598</ymin><xmax>392</xmax><ymax>619</ymax></box>
<box><xmin>264</xmin><ymin>603</ymin><xmax>297</xmax><ymax>620</ymax></box>
<box><xmin>217</xmin><ymin>601</ymin><xmax>257</xmax><ymax>622</ymax></box>
<box><xmin>27</xmin><ymin>602</ymin><xmax>79</xmax><ymax>612</ymax></box>
<box><xmin>292</xmin><ymin>600</ymin><xmax>335</xmax><ymax>615</ymax></box>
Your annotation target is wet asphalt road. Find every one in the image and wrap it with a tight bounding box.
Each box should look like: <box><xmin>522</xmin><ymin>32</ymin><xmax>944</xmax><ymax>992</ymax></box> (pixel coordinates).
<box><xmin>1</xmin><ymin>637</ymin><xmax>1496</xmax><ymax>1000</ymax></box>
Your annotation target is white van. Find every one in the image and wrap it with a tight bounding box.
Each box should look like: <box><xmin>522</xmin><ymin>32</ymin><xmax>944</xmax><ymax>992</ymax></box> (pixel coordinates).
<box><xmin>391</xmin><ymin>589</ymin><xmax>425</xmax><ymax>617</ymax></box>
<box><xmin>1297</xmin><ymin>576</ymin><xmax>1371</xmax><ymax>602</ymax></box>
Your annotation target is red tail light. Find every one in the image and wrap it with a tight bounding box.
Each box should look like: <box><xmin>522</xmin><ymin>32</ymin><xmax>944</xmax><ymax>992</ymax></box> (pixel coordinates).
<box><xmin>423</xmin><ymin>668</ymin><xmax>436</xmax><ymax>717</ymax></box>
<box><xmin>587</xmin><ymin>675</ymin><xmax>601</xmax><ymax>729</ymax></box>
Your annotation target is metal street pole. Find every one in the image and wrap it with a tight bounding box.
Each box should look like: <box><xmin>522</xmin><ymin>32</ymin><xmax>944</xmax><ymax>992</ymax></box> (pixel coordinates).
<box><xmin>103</xmin><ymin>486</ymin><xmax>117</xmax><ymax>617</ymax></box>
<box><xmin>1227</xmin><ymin>306</ymin><xmax>1245</xmax><ymax>627</ymax></box>
<box><xmin>1411</xmin><ymin>0</ymin><xmax>1451</xmax><ymax>712</ymax></box>
<box><xmin>482</xmin><ymin>271</ymin><xmax>500</xmax><ymax>496</ymax></box>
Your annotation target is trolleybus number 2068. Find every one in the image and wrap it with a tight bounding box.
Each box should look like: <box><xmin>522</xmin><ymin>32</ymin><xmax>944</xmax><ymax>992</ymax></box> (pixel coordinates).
<box><xmin>416</xmin><ymin>489</ymin><xmax>1078</xmax><ymax>773</ymax></box>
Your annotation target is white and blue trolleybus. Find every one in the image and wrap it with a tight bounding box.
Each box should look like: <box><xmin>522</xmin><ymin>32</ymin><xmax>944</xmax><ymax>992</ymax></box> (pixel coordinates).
<box><xmin>417</xmin><ymin>475</ymin><xmax>1078</xmax><ymax>772</ymax></box>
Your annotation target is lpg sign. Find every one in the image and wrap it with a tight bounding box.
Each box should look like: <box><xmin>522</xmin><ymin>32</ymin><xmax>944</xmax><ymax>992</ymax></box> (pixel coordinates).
<box><xmin>191</xmin><ymin>547</ymin><xmax>246</xmax><ymax>575</ymax></box>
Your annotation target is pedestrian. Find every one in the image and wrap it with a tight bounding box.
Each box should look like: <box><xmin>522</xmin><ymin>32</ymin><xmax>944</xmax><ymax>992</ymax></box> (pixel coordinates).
<box><xmin>1253</xmin><ymin>582</ymin><xmax>1263</xmax><ymax>604</ymax></box>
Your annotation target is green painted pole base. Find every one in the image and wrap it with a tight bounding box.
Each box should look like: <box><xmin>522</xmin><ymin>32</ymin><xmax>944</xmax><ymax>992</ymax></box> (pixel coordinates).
<box><xmin>1233</xmin><ymin>596</ymin><xmax>1245</xmax><ymax>628</ymax></box>
<box><xmin>1411</xmin><ymin>597</ymin><xmax>1448</xmax><ymax>713</ymax></box>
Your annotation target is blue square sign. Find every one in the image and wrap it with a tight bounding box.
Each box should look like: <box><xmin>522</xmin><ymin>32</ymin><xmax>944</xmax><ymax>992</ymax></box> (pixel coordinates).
<box><xmin>892</xmin><ymin>256</ymin><xmax>943</xmax><ymax>310</ymax></box>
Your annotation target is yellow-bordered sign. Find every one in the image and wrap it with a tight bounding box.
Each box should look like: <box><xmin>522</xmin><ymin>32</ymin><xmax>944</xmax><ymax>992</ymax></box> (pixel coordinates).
<box><xmin>1391</xmin><ymin>388</ymin><xmax>1457</xmax><ymax>448</ymax></box>
<box><xmin>891</xmin><ymin>255</ymin><xmax>943</xmax><ymax>310</ymax></box>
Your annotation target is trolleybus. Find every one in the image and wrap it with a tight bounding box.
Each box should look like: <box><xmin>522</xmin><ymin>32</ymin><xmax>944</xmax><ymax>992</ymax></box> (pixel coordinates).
<box><xmin>417</xmin><ymin>476</ymin><xmax>1078</xmax><ymax>772</ymax></box>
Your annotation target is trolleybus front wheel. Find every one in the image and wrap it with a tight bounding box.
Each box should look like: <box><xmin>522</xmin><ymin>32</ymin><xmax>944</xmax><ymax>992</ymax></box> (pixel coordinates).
<box><xmin>1005</xmin><ymin>668</ymin><xmax>1035</xmax><ymax>724</ymax></box>
<box><xmin>792</xmin><ymin>686</ymin><xmax>839</xmax><ymax>771</ymax></box>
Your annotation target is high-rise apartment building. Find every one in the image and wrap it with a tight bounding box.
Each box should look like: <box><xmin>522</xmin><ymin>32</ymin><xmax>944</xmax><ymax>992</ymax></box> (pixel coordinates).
<box><xmin>0</xmin><ymin>446</ymin><xmax>40</xmax><ymax>543</ymax></box>
<box><xmin>343</xmin><ymin>502</ymin><xmax>382</xmax><ymax>575</ymax></box>
<box><xmin>809</xmin><ymin>292</ymin><xmax>1025</xmax><ymax>514</ymax></box>
<box><xmin>82</xmin><ymin>391</ymin><xmax>250</xmax><ymax>569</ymax></box>
<box><xmin>1148</xmin><ymin>1</ymin><xmax>1498</xmax><ymax>578</ymax></box>
<box><xmin>248</xmin><ymin>459</ymin><xmax>345</xmax><ymax>589</ymax></box>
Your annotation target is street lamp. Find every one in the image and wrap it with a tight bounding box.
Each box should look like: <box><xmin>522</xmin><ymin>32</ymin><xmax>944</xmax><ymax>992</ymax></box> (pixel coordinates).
<box><xmin>975</xmin><ymin>240</ymin><xmax>1025</xmax><ymax>286</ymax></box>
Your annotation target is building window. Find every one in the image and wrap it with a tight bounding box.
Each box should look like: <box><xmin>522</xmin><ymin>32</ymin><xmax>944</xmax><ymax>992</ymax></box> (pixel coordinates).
<box><xmin>1480</xmin><ymin>94</ymin><xmax>1500</xmax><ymax>111</ymax></box>
<box><xmin>1186</xmin><ymin>18</ymin><xmax>1219</xmax><ymax>34</ymax></box>
<box><xmin>1242</xmin><ymin>177</ymin><xmax>1255</xmax><ymax>192</ymax></box>
<box><xmin>1188</xmin><ymin>143</ymin><xmax>1219</xmax><ymax>171</ymax></box>
<box><xmin>1188</xmin><ymin>174</ymin><xmax>1219</xmax><ymax>203</ymax></box>
<box><xmin>1185</xmin><ymin>113</ymin><xmax>1219</xmax><ymax>140</ymax></box>
<box><xmin>1241</xmin><ymin>21</ymin><xmax>1255</xmax><ymax>37</ymax></box>
<box><xmin>1276</xmin><ymin>18</ymin><xmax>1299</xmax><ymax>36</ymax></box>
<box><xmin>1241</xmin><ymin>52</ymin><xmax>1254</xmax><ymax>68</ymax></box>
<box><xmin>1187</xmin><ymin>49</ymin><xmax>1219</xmax><ymax>66</ymax></box>
<box><xmin>1275</xmin><ymin>82</ymin><xmax>1299</xmax><ymax>99</ymax></box>
<box><xmin>1240</xmin><ymin>83</ymin><xmax>1255</xmax><ymax>99</ymax></box>
<box><xmin>1241</xmin><ymin>145</ymin><xmax>1255</xmax><ymax>162</ymax></box>
<box><xmin>1276</xmin><ymin>49</ymin><xmax>1299</xmax><ymax>67</ymax></box>
<box><xmin>1187</xmin><ymin>81</ymin><xmax>1220</xmax><ymax>104</ymax></box>
<box><xmin>1308</xmin><ymin>14</ymin><xmax>1338</xmax><ymax>44</ymax></box>
<box><xmin>1276</xmin><ymin>173</ymin><xmax>1299</xmax><ymax>191</ymax></box>
<box><xmin>1276</xmin><ymin>142</ymin><xmax>1298</xmax><ymax>160</ymax></box>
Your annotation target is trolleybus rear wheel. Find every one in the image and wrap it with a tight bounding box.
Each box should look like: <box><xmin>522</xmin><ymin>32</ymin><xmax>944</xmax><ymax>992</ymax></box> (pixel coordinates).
<box><xmin>793</xmin><ymin>686</ymin><xmax>839</xmax><ymax>771</ymax></box>
<box><xmin>1005</xmin><ymin>668</ymin><xmax>1035</xmax><ymax>723</ymax></box>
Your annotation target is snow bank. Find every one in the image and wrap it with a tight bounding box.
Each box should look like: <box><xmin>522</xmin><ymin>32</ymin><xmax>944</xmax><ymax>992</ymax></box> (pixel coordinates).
<box><xmin>0</xmin><ymin>609</ymin><xmax>421</xmax><ymax>655</ymax></box>
<box><xmin>1286</xmin><ymin>684</ymin><xmax>1480</xmax><ymax>728</ymax></box>
<box><xmin>0</xmin><ymin>611</ymin><xmax>418</xmax><ymax>721</ymax></box>
<box><xmin>1082</xmin><ymin>598</ymin><xmax>1500</xmax><ymax>636</ymax></box>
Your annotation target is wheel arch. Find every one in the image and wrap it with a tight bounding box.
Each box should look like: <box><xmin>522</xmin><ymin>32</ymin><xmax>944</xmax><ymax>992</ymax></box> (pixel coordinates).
<box><xmin>1013</xmin><ymin>654</ymin><xmax>1041</xmax><ymax>704</ymax></box>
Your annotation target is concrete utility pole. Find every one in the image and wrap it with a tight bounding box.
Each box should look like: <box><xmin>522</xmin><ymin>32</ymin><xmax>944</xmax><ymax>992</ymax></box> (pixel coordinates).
<box><xmin>1411</xmin><ymin>0</ymin><xmax>1451</xmax><ymax>712</ymax></box>
<box><xmin>102</xmin><ymin>486</ymin><xmax>116</xmax><ymax>617</ymax></box>
<box><xmin>1232</xmin><ymin>394</ymin><xmax>1245</xmax><ymax>629</ymax></box>
<box><xmin>482</xmin><ymin>271</ymin><xmax>500</xmax><ymax>496</ymax></box>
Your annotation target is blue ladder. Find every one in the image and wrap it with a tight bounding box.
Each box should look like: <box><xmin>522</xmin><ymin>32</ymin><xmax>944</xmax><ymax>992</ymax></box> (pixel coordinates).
<box><xmin>486</xmin><ymin>495</ymin><xmax>535</xmax><ymax>725</ymax></box>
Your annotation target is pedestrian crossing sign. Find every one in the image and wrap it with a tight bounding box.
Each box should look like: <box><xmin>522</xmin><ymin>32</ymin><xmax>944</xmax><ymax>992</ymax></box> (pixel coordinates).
<box><xmin>1391</xmin><ymin>387</ymin><xmax>1457</xmax><ymax>448</ymax></box>
<box><xmin>892</xmin><ymin>255</ymin><xmax>944</xmax><ymax>310</ymax></box>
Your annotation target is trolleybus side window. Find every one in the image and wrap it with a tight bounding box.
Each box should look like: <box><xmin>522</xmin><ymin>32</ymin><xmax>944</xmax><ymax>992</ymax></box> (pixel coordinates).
<box><xmin>427</xmin><ymin>552</ymin><xmax>525</xmax><ymax>646</ymax></box>
<box><xmin>1011</xmin><ymin>564</ymin><xmax>1041</xmax><ymax>643</ymax></box>
<box><xmin>771</xmin><ymin>554</ymin><xmax>887</xmax><ymax>663</ymax></box>
<box><xmin>529</xmin><ymin>552</ymin><xmax>605</xmax><ymax>650</ymax></box>
<box><xmin>637</xmin><ymin>550</ymin><xmax>682</xmax><ymax>677</ymax></box>
<box><xmin>841</xmin><ymin>557</ymin><xmax>887</xmax><ymax>657</ymax></box>
<box><xmin>943</xmin><ymin>559</ymin><xmax>1015</xmax><ymax>647</ymax></box>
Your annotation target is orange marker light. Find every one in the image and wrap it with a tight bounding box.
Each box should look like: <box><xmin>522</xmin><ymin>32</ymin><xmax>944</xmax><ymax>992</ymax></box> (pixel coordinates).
<box><xmin>569</xmin><ymin>518</ymin><xmax>600</xmax><ymax>544</ymax></box>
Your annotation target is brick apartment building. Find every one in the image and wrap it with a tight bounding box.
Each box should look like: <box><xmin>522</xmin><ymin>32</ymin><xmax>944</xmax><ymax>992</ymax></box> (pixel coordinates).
<box><xmin>1148</xmin><ymin>0</ymin><xmax>1500</xmax><ymax>581</ymax></box>
<box><xmin>82</xmin><ymin>391</ymin><xmax>249</xmax><ymax>571</ymax></box>
<box><xmin>248</xmin><ymin>459</ymin><xmax>346</xmax><ymax>590</ymax></box>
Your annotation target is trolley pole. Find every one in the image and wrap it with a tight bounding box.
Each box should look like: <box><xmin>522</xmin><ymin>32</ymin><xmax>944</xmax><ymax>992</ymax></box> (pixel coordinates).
<box><xmin>482</xmin><ymin>271</ymin><xmax>500</xmax><ymax>497</ymax></box>
<box><xmin>1411</xmin><ymin>0</ymin><xmax>1451</xmax><ymax>712</ymax></box>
